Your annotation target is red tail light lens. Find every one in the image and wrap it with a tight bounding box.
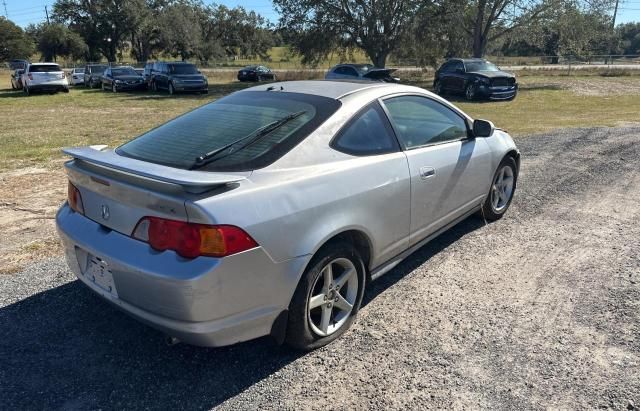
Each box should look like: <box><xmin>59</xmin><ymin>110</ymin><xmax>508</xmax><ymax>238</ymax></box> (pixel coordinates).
<box><xmin>132</xmin><ymin>217</ymin><xmax>258</xmax><ymax>259</ymax></box>
<box><xmin>67</xmin><ymin>181</ymin><xmax>84</xmax><ymax>214</ymax></box>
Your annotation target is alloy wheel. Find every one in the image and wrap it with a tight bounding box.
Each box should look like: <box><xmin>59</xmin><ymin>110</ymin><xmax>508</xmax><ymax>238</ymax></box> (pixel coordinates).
<box><xmin>491</xmin><ymin>165</ymin><xmax>515</xmax><ymax>212</ymax></box>
<box><xmin>465</xmin><ymin>84</ymin><xmax>476</xmax><ymax>100</ymax></box>
<box><xmin>307</xmin><ymin>258</ymin><xmax>359</xmax><ymax>337</ymax></box>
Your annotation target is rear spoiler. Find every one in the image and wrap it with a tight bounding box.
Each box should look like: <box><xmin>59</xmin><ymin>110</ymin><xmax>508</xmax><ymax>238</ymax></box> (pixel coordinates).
<box><xmin>63</xmin><ymin>146</ymin><xmax>248</xmax><ymax>190</ymax></box>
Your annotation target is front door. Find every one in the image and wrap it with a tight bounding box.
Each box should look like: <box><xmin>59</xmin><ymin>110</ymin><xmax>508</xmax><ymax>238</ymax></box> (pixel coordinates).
<box><xmin>381</xmin><ymin>94</ymin><xmax>492</xmax><ymax>246</ymax></box>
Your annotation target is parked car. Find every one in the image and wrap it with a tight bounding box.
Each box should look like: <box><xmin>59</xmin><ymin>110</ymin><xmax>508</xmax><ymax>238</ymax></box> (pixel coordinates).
<box><xmin>69</xmin><ymin>67</ymin><xmax>85</xmax><ymax>85</ymax></box>
<box><xmin>142</xmin><ymin>62</ymin><xmax>154</xmax><ymax>86</ymax></box>
<box><xmin>9</xmin><ymin>59</ymin><xmax>29</xmax><ymax>70</ymax></box>
<box><xmin>57</xmin><ymin>80</ymin><xmax>519</xmax><ymax>350</ymax></box>
<box><xmin>22</xmin><ymin>63</ymin><xmax>69</xmax><ymax>95</ymax></box>
<box><xmin>237</xmin><ymin>65</ymin><xmax>276</xmax><ymax>82</ymax></box>
<box><xmin>433</xmin><ymin>58</ymin><xmax>518</xmax><ymax>101</ymax></box>
<box><xmin>101</xmin><ymin>66</ymin><xmax>147</xmax><ymax>92</ymax></box>
<box><xmin>325</xmin><ymin>64</ymin><xmax>400</xmax><ymax>83</ymax></box>
<box><xmin>84</xmin><ymin>64</ymin><xmax>108</xmax><ymax>88</ymax></box>
<box><xmin>11</xmin><ymin>69</ymin><xmax>24</xmax><ymax>90</ymax></box>
<box><xmin>149</xmin><ymin>61</ymin><xmax>208</xmax><ymax>94</ymax></box>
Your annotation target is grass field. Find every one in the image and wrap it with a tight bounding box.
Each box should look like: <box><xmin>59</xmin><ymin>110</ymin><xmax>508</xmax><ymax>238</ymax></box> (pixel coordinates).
<box><xmin>1</xmin><ymin>69</ymin><xmax>639</xmax><ymax>171</ymax></box>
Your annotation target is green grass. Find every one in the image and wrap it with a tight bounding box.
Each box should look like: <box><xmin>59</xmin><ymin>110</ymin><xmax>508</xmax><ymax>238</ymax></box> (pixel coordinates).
<box><xmin>1</xmin><ymin>70</ymin><xmax>639</xmax><ymax>171</ymax></box>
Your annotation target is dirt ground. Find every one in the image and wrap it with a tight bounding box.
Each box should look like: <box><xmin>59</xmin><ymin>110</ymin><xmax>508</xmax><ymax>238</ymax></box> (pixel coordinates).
<box><xmin>0</xmin><ymin>164</ymin><xmax>66</xmax><ymax>274</ymax></box>
<box><xmin>0</xmin><ymin>126</ymin><xmax>638</xmax><ymax>410</ymax></box>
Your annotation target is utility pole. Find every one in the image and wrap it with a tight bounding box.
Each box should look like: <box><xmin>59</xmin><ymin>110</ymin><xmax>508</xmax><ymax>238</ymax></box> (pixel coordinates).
<box><xmin>45</xmin><ymin>5</ymin><xmax>51</xmax><ymax>24</ymax></box>
<box><xmin>2</xmin><ymin>0</ymin><xmax>8</xmax><ymax>19</ymax></box>
<box><xmin>607</xmin><ymin>0</ymin><xmax>620</xmax><ymax>64</ymax></box>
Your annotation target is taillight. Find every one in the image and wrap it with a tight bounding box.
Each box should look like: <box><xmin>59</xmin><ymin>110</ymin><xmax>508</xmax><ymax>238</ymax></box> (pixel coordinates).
<box><xmin>132</xmin><ymin>217</ymin><xmax>258</xmax><ymax>259</ymax></box>
<box><xmin>67</xmin><ymin>181</ymin><xmax>84</xmax><ymax>214</ymax></box>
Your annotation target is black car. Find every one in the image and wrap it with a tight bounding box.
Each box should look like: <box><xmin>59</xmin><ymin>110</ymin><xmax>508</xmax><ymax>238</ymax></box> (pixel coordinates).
<box><xmin>433</xmin><ymin>58</ymin><xmax>517</xmax><ymax>101</ymax></box>
<box><xmin>325</xmin><ymin>64</ymin><xmax>400</xmax><ymax>83</ymax></box>
<box><xmin>149</xmin><ymin>61</ymin><xmax>208</xmax><ymax>94</ymax></box>
<box><xmin>9</xmin><ymin>59</ymin><xmax>29</xmax><ymax>70</ymax></box>
<box><xmin>101</xmin><ymin>66</ymin><xmax>147</xmax><ymax>92</ymax></box>
<box><xmin>237</xmin><ymin>65</ymin><xmax>276</xmax><ymax>82</ymax></box>
<box><xmin>84</xmin><ymin>64</ymin><xmax>109</xmax><ymax>88</ymax></box>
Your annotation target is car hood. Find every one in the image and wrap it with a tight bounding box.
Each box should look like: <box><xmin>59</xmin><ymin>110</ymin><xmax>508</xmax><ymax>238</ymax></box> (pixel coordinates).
<box><xmin>362</xmin><ymin>68</ymin><xmax>397</xmax><ymax>79</ymax></box>
<box><xmin>467</xmin><ymin>70</ymin><xmax>515</xmax><ymax>79</ymax></box>
<box><xmin>114</xmin><ymin>75</ymin><xmax>143</xmax><ymax>81</ymax></box>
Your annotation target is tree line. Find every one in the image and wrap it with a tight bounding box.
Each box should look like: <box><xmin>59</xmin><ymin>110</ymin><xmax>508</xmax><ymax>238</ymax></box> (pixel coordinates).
<box><xmin>1</xmin><ymin>0</ymin><xmax>639</xmax><ymax>67</ymax></box>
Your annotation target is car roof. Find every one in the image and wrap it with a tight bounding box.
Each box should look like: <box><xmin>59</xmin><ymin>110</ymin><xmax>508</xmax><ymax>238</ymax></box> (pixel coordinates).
<box><xmin>241</xmin><ymin>80</ymin><xmax>399</xmax><ymax>99</ymax></box>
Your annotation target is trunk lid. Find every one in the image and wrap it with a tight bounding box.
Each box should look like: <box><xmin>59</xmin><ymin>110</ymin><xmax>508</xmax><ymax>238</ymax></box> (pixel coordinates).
<box><xmin>363</xmin><ymin>68</ymin><xmax>397</xmax><ymax>81</ymax></box>
<box><xmin>64</xmin><ymin>146</ymin><xmax>249</xmax><ymax>236</ymax></box>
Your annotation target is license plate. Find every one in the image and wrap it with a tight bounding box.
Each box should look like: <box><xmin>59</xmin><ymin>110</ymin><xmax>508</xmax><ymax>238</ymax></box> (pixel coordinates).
<box><xmin>84</xmin><ymin>255</ymin><xmax>118</xmax><ymax>297</ymax></box>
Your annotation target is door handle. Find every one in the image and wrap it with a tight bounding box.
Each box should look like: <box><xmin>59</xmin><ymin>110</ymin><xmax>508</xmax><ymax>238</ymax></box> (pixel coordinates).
<box><xmin>419</xmin><ymin>166</ymin><xmax>436</xmax><ymax>179</ymax></box>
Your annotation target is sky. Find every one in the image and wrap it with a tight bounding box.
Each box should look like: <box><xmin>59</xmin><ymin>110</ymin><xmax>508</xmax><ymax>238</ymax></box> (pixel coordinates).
<box><xmin>3</xmin><ymin>0</ymin><xmax>639</xmax><ymax>31</ymax></box>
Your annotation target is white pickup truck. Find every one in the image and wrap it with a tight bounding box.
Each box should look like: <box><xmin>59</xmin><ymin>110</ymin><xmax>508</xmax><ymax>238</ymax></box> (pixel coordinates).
<box><xmin>22</xmin><ymin>63</ymin><xmax>70</xmax><ymax>95</ymax></box>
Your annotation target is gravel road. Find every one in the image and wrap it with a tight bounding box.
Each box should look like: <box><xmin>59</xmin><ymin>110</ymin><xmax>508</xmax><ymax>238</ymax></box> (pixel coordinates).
<box><xmin>1</xmin><ymin>126</ymin><xmax>639</xmax><ymax>410</ymax></box>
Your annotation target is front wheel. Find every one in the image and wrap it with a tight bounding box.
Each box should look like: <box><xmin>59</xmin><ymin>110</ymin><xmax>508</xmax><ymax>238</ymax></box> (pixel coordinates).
<box><xmin>481</xmin><ymin>156</ymin><xmax>517</xmax><ymax>220</ymax></box>
<box><xmin>465</xmin><ymin>83</ymin><xmax>477</xmax><ymax>101</ymax></box>
<box><xmin>285</xmin><ymin>242</ymin><xmax>366</xmax><ymax>351</ymax></box>
<box><xmin>112</xmin><ymin>83</ymin><xmax>117</xmax><ymax>93</ymax></box>
<box><xmin>434</xmin><ymin>80</ymin><xmax>443</xmax><ymax>95</ymax></box>
<box><xmin>168</xmin><ymin>82</ymin><xmax>175</xmax><ymax>95</ymax></box>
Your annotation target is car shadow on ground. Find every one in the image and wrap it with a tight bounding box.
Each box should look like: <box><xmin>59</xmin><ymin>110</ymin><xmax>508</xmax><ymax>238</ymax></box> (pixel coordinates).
<box><xmin>0</xmin><ymin>216</ymin><xmax>486</xmax><ymax>410</ymax></box>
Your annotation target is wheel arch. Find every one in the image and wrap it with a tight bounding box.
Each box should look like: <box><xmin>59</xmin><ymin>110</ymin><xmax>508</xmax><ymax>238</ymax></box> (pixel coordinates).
<box><xmin>310</xmin><ymin>228</ymin><xmax>373</xmax><ymax>275</ymax></box>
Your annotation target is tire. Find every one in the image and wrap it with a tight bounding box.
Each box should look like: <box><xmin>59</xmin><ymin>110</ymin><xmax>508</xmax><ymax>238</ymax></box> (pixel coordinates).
<box><xmin>24</xmin><ymin>86</ymin><xmax>30</xmax><ymax>96</ymax></box>
<box><xmin>285</xmin><ymin>242</ymin><xmax>366</xmax><ymax>351</ymax></box>
<box><xmin>434</xmin><ymin>80</ymin><xmax>443</xmax><ymax>95</ymax></box>
<box><xmin>465</xmin><ymin>83</ymin><xmax>477</xmax><ymax>101</ymax></box>
<box><xmin>11</xmin><ymin>83</ymin><xmax>16</xmax><ymax>90</ymax></box>
<box><xmin>480</xmin><ymin>156</ymin><xmax>518</xmax><ymax>221</ymax></box>
<box><xmin>168</xmin><ymin>82</ymin><xmax>175</xmax><ymax>95</ymax></box>
<box><xmin>101</xmin><ymin>83</ymin><xmax>106</xmax><ymax>91</ymax></box>
<box><xmin>112</xmin><ymin>83</ymin><xmax>117</xmax><ymax>93</ymax></box>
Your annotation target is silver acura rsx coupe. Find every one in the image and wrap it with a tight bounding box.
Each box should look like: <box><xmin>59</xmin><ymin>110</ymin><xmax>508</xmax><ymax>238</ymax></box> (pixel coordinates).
<box><xmin>56</xmin><ymin>80</ymin><xmax>519</xmax><ymax>350</ymax></box>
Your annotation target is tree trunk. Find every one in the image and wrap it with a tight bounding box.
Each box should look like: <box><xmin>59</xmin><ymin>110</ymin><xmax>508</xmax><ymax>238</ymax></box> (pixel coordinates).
<box><xmin>367</xmin><ymin>50</ymin><xmax>389</xmax><ymax>68</ymax></box>
<box><xmin>472</xmin><ymin>0</ymin><xmax>487</xmax><ymax>58</ymax></box>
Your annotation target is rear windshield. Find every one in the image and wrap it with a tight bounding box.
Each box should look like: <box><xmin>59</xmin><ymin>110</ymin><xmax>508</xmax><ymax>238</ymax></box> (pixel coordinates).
<box><xmin>30</xmin><ymin>65</ymin><xmax>61</xmax><ymax>73</ymax></box>
<box><xmin>116</xmin><ymin>91</ymin><xmax>341</xmax><ymax>171</ymax></box>
<box><xmin>168</xmin><ymin>64</ymin><xmax>198</xmax><ymax>75</ymax></box>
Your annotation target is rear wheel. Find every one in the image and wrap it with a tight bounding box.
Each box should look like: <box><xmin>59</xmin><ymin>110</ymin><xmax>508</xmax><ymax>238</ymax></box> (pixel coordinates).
<box><xmin>481</xmin><ymin>156</ymin><xmax>517</xmax><ymax>220</ymax></box>
<box><xmin>285</xmin><ymin>242</ymin><xmax>366</xmax><ymax>351</ymax></box>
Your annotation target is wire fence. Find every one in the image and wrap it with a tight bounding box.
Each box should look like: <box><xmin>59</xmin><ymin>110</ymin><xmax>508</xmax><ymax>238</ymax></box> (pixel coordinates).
<box><xmin>4</xmin><ymin>54</ymin><xmax>640</xmax><ymax>71</ymax></box>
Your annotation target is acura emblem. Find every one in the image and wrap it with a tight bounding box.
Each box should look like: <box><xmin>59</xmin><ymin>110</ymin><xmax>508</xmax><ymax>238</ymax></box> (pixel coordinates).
<box><xmin>101</xmin><ymin>205</ymin><xmax>110</xmax><ymax>220</ymax></box>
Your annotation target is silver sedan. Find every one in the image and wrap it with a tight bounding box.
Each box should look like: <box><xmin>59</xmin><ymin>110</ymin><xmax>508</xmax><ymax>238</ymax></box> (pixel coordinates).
<box><xmin>56</xmin><ymin>80</ymin><xmax>519</xmax><ymax>350</ymax></box>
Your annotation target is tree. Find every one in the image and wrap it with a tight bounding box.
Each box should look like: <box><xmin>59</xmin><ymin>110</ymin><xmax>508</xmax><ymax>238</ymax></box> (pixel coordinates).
<box><xmin>27</xmin><ymin>23</ymin><xmax>88</xmax><ymax>61</ymax></box>
<box><xmin>463</xmin><ymin>0</ymin><xmax>562</xmax><ymax>57</ymax></box>
<box><xmin>274</xmin><ymin>0</ymin><xmax>422</xmax><ymax>67</ymax></box>
<box><xmin>0</xmin><ymin>17</ymin><xmax>34</xmax><ymax>61</ymax></box>
<box><xmin>53</xmin><ymin>0</ymin><xmax>146</xmax><ymax>61</ymax></box>
<box><xmin>615</xmin><ymin>22</ymin><xmax>640</xmax><ymax>55</ymax></box>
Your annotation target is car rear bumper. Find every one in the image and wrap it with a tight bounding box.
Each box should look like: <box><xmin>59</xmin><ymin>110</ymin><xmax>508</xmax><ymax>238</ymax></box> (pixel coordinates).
<box><xmin>27</xmin><ymin>84</ymin><xmax>69</xmax><ymax>92</ymax></box>
<box><xmin>56</xmin><ymin>204</ymin><xmax>310</xmax><ymax>347</ymax></box>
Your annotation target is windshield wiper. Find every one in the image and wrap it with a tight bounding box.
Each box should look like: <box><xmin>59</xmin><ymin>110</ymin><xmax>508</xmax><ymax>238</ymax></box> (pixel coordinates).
<box><xmin>191</xmin><ymin>110</ymin><xmax>307</xmax><ymax>169</ymax></box>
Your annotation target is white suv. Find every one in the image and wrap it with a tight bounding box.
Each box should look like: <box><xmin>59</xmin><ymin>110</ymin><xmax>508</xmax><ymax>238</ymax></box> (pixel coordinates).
<box><xmin>22</xmin><ymin>63</ymin><xmax>70</xmax><ymax>95</ymax></box>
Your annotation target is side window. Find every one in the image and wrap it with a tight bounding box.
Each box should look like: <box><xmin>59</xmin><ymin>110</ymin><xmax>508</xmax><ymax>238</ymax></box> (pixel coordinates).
<box><xmin>344</xmin><ymin>67</ymin><xmax>359</xmax><ymax>77</ymax></box>
<box><xmin>331</xmin><ymin>102</ymin><xmax>399</xmax><ymax>156</ymax></box>
<box><xmin>334</xmin><ymin>67</ymin><xmax>346</xmax><ymax>75</ymax></box>
<box><xmin>454</xmin><ymin>61</ymin><xmax>465</xmax><ymax>72</ymax></box>
<box><xmin>440</xmin><ymin>62</ymin><xmax>453</xmax><ymax>73</ymax></box>
<box><xmin>383</xmin><ymin>95</ymin><xmax>469</xmax><ymax>148</ymax></box>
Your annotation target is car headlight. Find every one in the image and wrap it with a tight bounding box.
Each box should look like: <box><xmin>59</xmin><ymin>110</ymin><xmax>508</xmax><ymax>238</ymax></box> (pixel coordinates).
<box><xmin>115</xmin><ymin>79</ymin><xmax>123</xmax><ymax>84</ymax></box>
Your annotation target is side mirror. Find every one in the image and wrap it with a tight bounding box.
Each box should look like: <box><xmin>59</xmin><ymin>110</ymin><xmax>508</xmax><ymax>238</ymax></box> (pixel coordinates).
<box><xmin>473</xmin><ymin>119</ymin><xmax>495</xmax><ymax>137</ymax></box>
